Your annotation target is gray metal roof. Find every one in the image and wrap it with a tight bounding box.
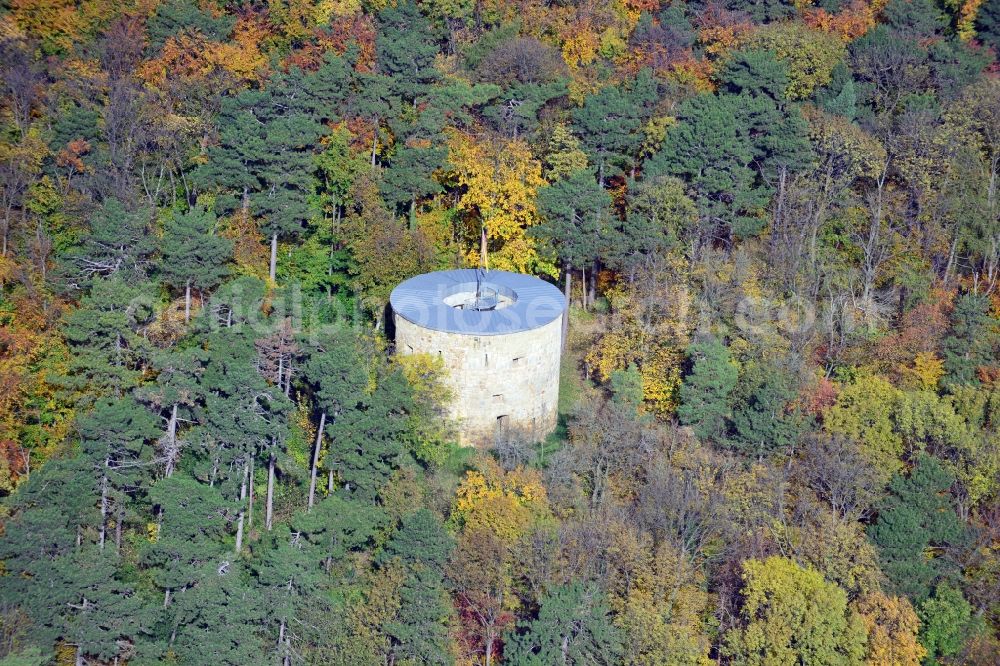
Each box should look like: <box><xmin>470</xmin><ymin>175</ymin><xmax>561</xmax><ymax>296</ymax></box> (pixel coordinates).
<box><xmin>390</xmin><ymin>269</ymin><xmax>566</xmax><ymax>335</ymax></box>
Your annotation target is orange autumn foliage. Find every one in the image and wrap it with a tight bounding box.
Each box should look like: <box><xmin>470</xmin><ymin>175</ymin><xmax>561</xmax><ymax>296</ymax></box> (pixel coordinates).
<box><xmin>871</xmin><ymin>289</ymin><xmax>953</xmax><ymax>377</ymax></box>
<box><xmin>140</xmin><ymin>14</ymin><xmax>270</xmax><ymax>89</ymax></box>
<box><xmin>803</xmin><ymin>0</ymin><xmax>888</xmax><ymax>41</ymax></box>
<box><xmin>280</xmin><ymin>13</ymin><xmax>376</xmax><ymax>72</ymax></box>
<box><xmin>695</xmin><ymin>4</ymin><xmax>753</xmax><ymax>57</ymax></box>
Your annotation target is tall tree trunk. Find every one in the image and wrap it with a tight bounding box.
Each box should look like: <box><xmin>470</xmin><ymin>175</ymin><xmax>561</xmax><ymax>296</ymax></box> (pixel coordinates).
<box><xmin>269</xmin><ymin>233</ymin><xmax>278</xmax><ymax>283</ymax></box>
<box><xmin>328</xmin><ymin>469</ymin><xmax>334</xmax><ymax>493</ymax></box>
<box><xmin>266</xmin><ymin>452</ymin><xmax>276</xmax><ymax>531</ymax></box>
<box><xmin>184</xmin><ymin>279</ymin><xmax>191</xmax><ymax>323</ymax></box>
<box><xmin>75</xmin><ymin>645</ymin><xmax>84</xmax><ymax>666</ymax></box>
<box><xmin>588</xmin><ymin>261</ymin><xmax>597</xmax><ymax>306</ymax></box>
<box><xmin>562</xmin><ymin>266</ymin><xmax>571</xmax><ymax>347</ymax></box>
<box><xmin>308</xmin><ymin>411</ymin><xmax>326</xmax><ymax>510</ymax></box>
<box><xmin>99</xmin><ymin>466</ymin><xmax>109</xmax><ymax>550</ymax></box>
<box><xmin>235</xmin><ymin>460</ymin><xmax>249</xmax><ymax>553</ymax></box>
<box><xmin>580</xmin><ymin>265</ymin><xmax>587</xmax><ymax>310</ymax></box>
<box><xmin>164</xmin><ymin>403</ymin><xmax>179</xmax><ymax>478</ymax></box>
<box><xmin>247</xmin><ymin>456</ymin><xmax>254</xmax><ymax>529</ymax></box>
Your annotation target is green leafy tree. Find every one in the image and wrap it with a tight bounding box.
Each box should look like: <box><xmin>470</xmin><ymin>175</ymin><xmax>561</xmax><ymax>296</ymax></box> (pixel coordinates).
<box><xmin>505</xmin><ymin>583</ymin><xmax>624</xmax><ymax>666</ymax></box>
<box><xmin>315</xmin><ymin>125</ymin><xmax>369</xmax><ymax>231</ymax></box>
<box><xmin>253</xmin><ymin>495</ymin><xmax>385</xmax><ymax>663</ymax></box>
<box><xmin>918</xmin><ymin>584</ymin><xmax>983</xmax><ymax>665</ymax></box>
<box><xmin>824</xmin><ymin>373</ymin><xmax>905</xmax><ymax>482</ymax></box>
<box><xmin>604</xmin><ymin>175</ymin><xmax>696</xmax><ymax>279</ymax></box>
<box><xmin>723</xmin><ymin>556</ymin><xmax>866</xmax><ymax>666</ymax></box>
<box><xmin>645</xmin><ymin>93</ymin><xmax>763</xmax><ymax>241</ymax></box>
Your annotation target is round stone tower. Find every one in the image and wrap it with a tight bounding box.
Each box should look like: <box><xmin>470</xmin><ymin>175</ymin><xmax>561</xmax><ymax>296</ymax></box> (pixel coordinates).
<box><xmin>390</xmin><ymin>269</ymin><xmax>566</xmax><ymax>447</ymax></box>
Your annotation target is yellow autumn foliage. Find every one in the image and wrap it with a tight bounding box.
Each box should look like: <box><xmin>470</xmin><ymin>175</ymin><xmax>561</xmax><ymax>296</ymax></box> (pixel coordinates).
<box><xmin>901</xmin><ymin>351</ymin><xmax>944</xmax><ymax>390</ymax></box>
<box><xmin>587</xmin><ymin>258</ymin><xmax>691</xmax><ymax>417</ymax></box>
<box><xmin>450</xmin><ymin>458</ymin><xmax>550</xmax><ymax>541</ymax></box>
<box><xmin>447</xmin><ymin>131</ymin><xmax>556</xmax><ymax>276</ymax></box>
<box><xmin>853</xmin><ymin>592</ymin><xmax>927</xmax><ymax>666</ymax></box>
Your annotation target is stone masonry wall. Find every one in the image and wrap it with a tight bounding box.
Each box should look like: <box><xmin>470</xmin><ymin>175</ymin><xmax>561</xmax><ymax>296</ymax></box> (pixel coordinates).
<box><xmin>394</xmin><ymin>314</ymin><xmax>562</xmax><ymax>447</ymax></box>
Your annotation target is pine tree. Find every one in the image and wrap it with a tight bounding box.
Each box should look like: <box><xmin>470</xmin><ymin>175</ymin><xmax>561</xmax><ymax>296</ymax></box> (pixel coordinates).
<box><xmin>505</xmin><ymin>583</ymin><xmax>624</xmax><ymax>666</ymax></box>
<box><xmin>646</xmin><ymin>50</ymin><xmax>811</xmax><ymax>241</ymax></box>
<box><xmin>380</xmin><ymin>509</ymin><xmax>456</xmax><ymax>665</ymax></box>
<box><xmin>164</xmin><ymin>560</ymin><xmax>267</xmax><ymax>666</ymax></box>
<box><xmin>942</xmin><ymin>292</ymin><xmax>998</xmax><ymax>385</ymax></box>
<box><xmin>57</xmin><ymin>198</ymin><xmax>156</xmax><ymax>291</ymax></box>
<box><xmin>195</xmin><ymin>71</ymin><xmax>324</xmax><ymax>281</ymax></box>
<box><xmin>146</xmin><ymin>0</ymin><xmax>235</xmax><ymax>50</ymax></box>
<box><xmin>138</xmin><ymin>346</ymin><xmax>208</xmax><ymax>478</ymax></box>
<box><xmin>868</xmin><ymin>456</ymin><xmax>967</xmax><ymax>601</ymax></box>
<box><xmin>142</xmin><ymin>475</ymin><xmax>230</xmax><ymax>613</ymax></box>
<box><xmin>677</xmin><ymin>338</ymin><xmax>738</xmax><ymax>443</ymax></box>
<box><xmin>327</xmin><ymin>366</ymin><xmax>414</xmax><ymax>501</ymax></box>
<box><xmin>77</xmin><ymin>396</ymin><xmax>160</xmax><ymax>551</ymax></box>
<box><xmin>728</xmin><ymin>362</ymin><xmax>807</xmax><ymax>457</ymax></box>
<box><xmin>535</xmin><ymin>168</ymin><xmax>610</xmax><ymax>311</ymax></box>
<box><xmin>299</xmin><ymin>329</ymin><xmax>369</xmax><ymax>509</ymax></box>
<box><xmin>159</xmin><ymin>207</ymin><xmax>232</xmax><ymax>322</ymax></box>
<box><xmin>376</xmin><ymin>0</ymin><xmax>441</xmax><ymax>105</ymax></box>
<box><xmin>60</xmin><ymin>276</ymin><xmax>157</xmax><ymax>399</ymax></box>
<box><xmin>194</xmin><ymin>327</ymin><xmax>292</xmax><ymax>546</ymax></box>
<box><xmin>571</xmin><ymin>69</ymin><xmax>657</xmax><ymax>185</ymax></box>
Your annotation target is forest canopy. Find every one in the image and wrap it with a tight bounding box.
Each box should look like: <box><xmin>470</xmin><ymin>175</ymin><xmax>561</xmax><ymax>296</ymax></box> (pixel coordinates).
<box><xmin>1</xmin><ymin>0</ymin><xmax>999</xmax><ymax>664</ymax></box>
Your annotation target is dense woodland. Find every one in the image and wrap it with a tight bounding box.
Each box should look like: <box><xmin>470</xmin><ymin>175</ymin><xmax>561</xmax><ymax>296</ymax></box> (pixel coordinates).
<box><xmin>1</xmin><ymin>0</ymin><xmax>999</xmax><ymax>663</ymax></box>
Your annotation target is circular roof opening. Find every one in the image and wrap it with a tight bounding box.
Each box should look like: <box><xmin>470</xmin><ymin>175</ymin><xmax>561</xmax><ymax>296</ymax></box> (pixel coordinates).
<box><xmin>390</xmin><ymin>269</ymin><xmax>565</xmax><ymax>335</ymax></box>
<box><xmin>441</xmin><ymin>281</ymin><xmax>517</xmax><ymax>311</ymax></box>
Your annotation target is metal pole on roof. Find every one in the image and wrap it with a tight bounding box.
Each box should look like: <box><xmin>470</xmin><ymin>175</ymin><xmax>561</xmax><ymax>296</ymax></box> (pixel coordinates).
<box><xmin>477</xmin><ymin>225</ymin><xmax>488</xmax><ymax>303</ymax></box>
